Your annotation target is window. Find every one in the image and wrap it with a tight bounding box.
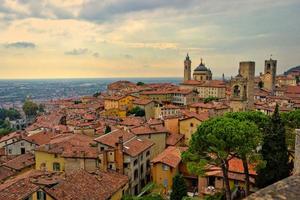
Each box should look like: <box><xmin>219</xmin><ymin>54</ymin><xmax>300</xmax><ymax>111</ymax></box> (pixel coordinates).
<box><xmin>109</xmin><ymin>164</ymin><xmax>113</xmax><ymax>169</ymax></box>
<box><xmin>140</xmin><ymin>164</ymin><xmax>144</xmax><ymax>175</ymax></box>
<box><xmin>146</xmin><ymin>151</ymin><xmax>150</xmax><ymax>157</ymax></box>
<box><xmin>37</xmin><ymin>191</ymin><xmax>46</xmax><ymax>200</ymax></box>
<box><xmin>54</xmin><ymin>154</ymin><xmax>58</xmax><ymax>158</ymax></box>
<box><xmin>8</xmin><ymin>149</ymin><xmax>12</xmax><ymax>154</ymax></box>
<box><xmin>162</xmin><ymin>164</ymin><xmax>169</xmax><ymax>171</ymax></box>
<box><xmin>134</xmin><ymin>169</ymin><xmax>138</xmax><ymax>180</ymax></box>
<box><xmin>20</xmin><ymin>142</ymin><xmax>24</xmax><ymax>146</ymax></box>
<box><xmin>141</xmin><ymin>154</ymin><xmax>143</xmax><ymax>161</ymax></box>
<box><xmin>163</xmin><ymin>179</ymin><xmax>168</xmax><ymax>188</ymax></box>
<box><xmin>53</xmin><ymin>162</ymin><xmax>60</xmax><ymax>171</ymax></box>
<box><xmin>21</xmin><ymin>148</ymin><xmax>25</xmax><ymax>154</ymax></box>
<box><xmin>208</xmin><ymin>176</ymin><xmax>216</xmax><ymax>187</ymax></box>
<box><xmin>134</xmin><ymin>159</ymin><xmax>138</xmax><ymax>166</ymax></box>
<box><xmin>146</xmin><ymin>160</ymin><xmax>150</xmax><ymax>169</ymax></box>
<box><xmin>234</xmin><ymin>180</ymin><xmax>239</xmax><ymax>186</ymax></box>
<box><xmin>100</xmin><ymin>147</ymin><xmax>105</xmax><ymax>151</ymax></box>
<box><xmin>190</xmin><ymin>123</ymin><xmax>194</xmax><ymax>127</ymax></box>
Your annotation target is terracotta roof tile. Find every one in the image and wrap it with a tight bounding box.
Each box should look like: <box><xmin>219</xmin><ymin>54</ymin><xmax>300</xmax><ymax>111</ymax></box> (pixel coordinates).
<box><xmin>45</xmin><ymin>170</ymin><xmax>128</xmax><ymax>200</ymax></box>
<box><xmin>151</xmin><ymin>146</ymin><xmax>187</xmax><ymax>168</ymax></box>
<box><xmin>123</xmin><ymin>138</ymin><xmax>154</xmax><ymax>157</ymax></box>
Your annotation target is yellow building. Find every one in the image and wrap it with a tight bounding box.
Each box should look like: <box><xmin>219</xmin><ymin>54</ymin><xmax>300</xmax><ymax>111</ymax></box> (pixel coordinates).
<box><xmin>140</xmin><ymin>90</ymin><xmax>172</xmax><ymax>103</ymax></box>
<box><xmin>151</xmin><ymin>146</ymin><xmax>186</xmax><ymax>191</ymax></box>
<box><xmin>104</xmin><ymin>95</ymin><xmax>136</xmax><ymax>118</ymax></box>
<box><xmin>179</xmin><ymin>111</ymin><xmax>209</xmax><ymax>145</ymax></box>
<box><xmin>104</xmin><ymin>95</ymin><xmax>136</xmax><ymax>110</ymax></box>
<box><xmin>35</xmin><ymin>134</ymin><xmax>99</xmax><ymax>173</ymax></box>
<box><xmin>35</xmin><ymin>150</ymin><xmax>65</xmax><ymax>171</ymax></box>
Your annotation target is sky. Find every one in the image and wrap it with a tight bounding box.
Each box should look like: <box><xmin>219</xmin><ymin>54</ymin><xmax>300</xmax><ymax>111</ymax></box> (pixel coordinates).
<box><xmin>0</xmin><ymin>0</ymin><xmax>299</xmax><ymax>79</ymax></box>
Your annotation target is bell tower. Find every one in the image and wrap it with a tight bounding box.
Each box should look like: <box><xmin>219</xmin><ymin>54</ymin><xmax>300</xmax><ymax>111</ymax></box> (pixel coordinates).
<box><xmin>264</xmin><ymin>57</ymin><xmax>277</xmax><ymax>94</ymax></box>
<box><xmin>184</xmin><ymin>53</ymin><xmax>191</xmax><ymax>82</ymax></box>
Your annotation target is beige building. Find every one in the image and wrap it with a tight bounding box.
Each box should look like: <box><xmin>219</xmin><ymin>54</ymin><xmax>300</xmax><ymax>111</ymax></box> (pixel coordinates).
<box><xmin>180</xmin><ymin>80</ymin><xmax>226</xmax><ymax>99</ymax></box>
<box><xmin>130</xmin><ymin>124</ymin><xmax>168</xmax><ymax>159</ymax></box>
<box><xmin>154</xmin><ymin>104</ymin><xmax>180</xmax><ymax>119</ymax></box>
<box><xmin>94</xmin><ymin>129</ymin><xmax>154</xmax><ymax>195</ymax></box>
<box><xmin>133</xmin><ymin>98</ymin><xmax>156</xmax><ymax>120</ymax></box>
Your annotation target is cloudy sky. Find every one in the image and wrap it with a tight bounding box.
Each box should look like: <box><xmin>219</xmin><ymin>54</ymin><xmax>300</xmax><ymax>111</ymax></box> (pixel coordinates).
<box><xmin>0</xmin><ymin>0</ymin><xmax>299</xmax><ymax>79</ymax></box>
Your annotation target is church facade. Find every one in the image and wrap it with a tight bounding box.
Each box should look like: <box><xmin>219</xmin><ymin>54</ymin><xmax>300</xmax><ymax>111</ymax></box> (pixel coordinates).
<box><xmin>181</xmin><ymin>54</ymin><xmax>226</xmax><ymax>99</ymax></box>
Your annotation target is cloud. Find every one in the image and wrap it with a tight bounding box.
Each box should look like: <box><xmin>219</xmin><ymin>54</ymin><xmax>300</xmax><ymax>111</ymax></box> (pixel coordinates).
<box><xmin>93</xmin><ymin>52</ymin><xmax>100</xmax><ymax>58</ymax></box>
<box><xmin>4</xmin><ymin>41</ymin><xmax>36</xmax><ymax>48</ymax></box>
<box><xmin>79</xmin><ymin>0</ymin><xmax>195</xmax><ymax>21</ymax></box>
<box><xmin>64</xmin><ymin>48</ymin><xmax>89</xmax><ymax>56</ymax></box>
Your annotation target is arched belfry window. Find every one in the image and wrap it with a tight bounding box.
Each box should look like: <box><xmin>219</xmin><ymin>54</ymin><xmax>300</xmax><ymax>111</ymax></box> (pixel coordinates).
<box><xmin>233</xmin><ymin>85</ymin><xmax>240</xmax><ymax>97</ymax></box>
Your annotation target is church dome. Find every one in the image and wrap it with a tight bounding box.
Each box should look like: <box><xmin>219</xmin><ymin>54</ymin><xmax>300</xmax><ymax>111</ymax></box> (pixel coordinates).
<box><xmin>194</xmin><ymin>59</ymin><xmax>209</xmax><ymax>72</ymax></box>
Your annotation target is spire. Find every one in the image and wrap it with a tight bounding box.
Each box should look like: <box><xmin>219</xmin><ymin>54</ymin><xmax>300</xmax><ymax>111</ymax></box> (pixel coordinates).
<box><xmin>186</xmin><ymin>53</ymin><xmax>190</xmax><ymax>60</ymax></box>
<box><xmin>200</xmin><ymin>58</ymin><xmax>204</xmax><ymax>66</ymax></box>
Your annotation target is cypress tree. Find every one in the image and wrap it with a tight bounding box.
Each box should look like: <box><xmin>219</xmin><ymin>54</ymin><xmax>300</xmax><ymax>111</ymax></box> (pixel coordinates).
<box><xmin>256</xmin><ymin>104</ymin><xmax>292</xmax><ymax>188</ymax></box>
<box><xmin>170</xmin><ymin>174</ymin><xmax>187</xmax><ymax>200</ymax></box>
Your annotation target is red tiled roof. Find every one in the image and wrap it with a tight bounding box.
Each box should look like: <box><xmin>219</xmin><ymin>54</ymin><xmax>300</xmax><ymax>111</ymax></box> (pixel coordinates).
<box><xmin>180</xmin><ymin>110</ymin><xmax>209</xmax><ymax>122</ymax></box>
<box><xmin>181</xmin><ymin>80</ymin><xmax>226</xmax><ymax>88</ymax></box>
<box><xmin>45</xmin><ymin>170</ymin><xmax>128</xmax><ymax>200</ymax></box>
<box><xmin>123</xmin><ymin>138</ymin><xmax>154</xmax><ymax>157</ymax></box>
<box><xmin>0</xmin><ymin>166</ymin><xmax>15</xmax><ymax>182</ymax></box>
<box><xmin>35</xmin><ymin>134</ymin><xmax>96</xmax><ymax>158</ymax></box>
<box><xmin>3</xmin><ymin>153</ymin><xmax>35</xmax><ymax>171</ymax></box>
<box><xmin>26</xmin><ymin>131</ymin><xmax>57</xmax><ymax>146</ymax></box>
<box><xmin>0</xmin><ymin>131</ymin><xmax>23</xmax><ymax>143</ymax></box>
<box><xmin>151</xmin><ymin>146</ymin><xmax>187</xmax><ymax>168</ymax></box>
<box><xmin>133</xmin><ymin>98</ymin><xmax>154</xmax><ymax>105</ymax></box>
<box><xmin>166</xmin><ymin>133</ymin><xmax>184</xmax><ymax>146</ymax></box>
<box><xmin>120</xmin><ymin>116</ymin><xmax>145</xmax><ymax>127</ymax></box>
<box><xmin>189</xmin><ymin>102</ymin><xmax>229</xmax><ymax>110</ymax></box>
<box><xmin>94</xmin><ymin>129</ymin><xmax>135</xmax><ymax>148</ymax></box>
<box><xmin>130</xmin><ymin>124</ymin><xmax>168</xmax><ymax>135</ymax></box>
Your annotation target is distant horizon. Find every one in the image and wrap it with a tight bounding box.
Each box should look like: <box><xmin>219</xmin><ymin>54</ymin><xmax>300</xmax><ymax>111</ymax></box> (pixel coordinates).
<box><xmin>0</xmin><ymin>0</ymin><xmax>299</xmax><ymax>79</ymax></box>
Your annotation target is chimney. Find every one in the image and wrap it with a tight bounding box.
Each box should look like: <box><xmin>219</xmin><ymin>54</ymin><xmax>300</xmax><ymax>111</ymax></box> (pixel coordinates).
<box><xmin>45</xmin><ymin>144</ymin><xmax>50</xmax><ymax>151</ymax></box>
<box><xmin>294</xmin><ymin>129</ymin><xmax>300</xmax><ymax>175</ymax></box>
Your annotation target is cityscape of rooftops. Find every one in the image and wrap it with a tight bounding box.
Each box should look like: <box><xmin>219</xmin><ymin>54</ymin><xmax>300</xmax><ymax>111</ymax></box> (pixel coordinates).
<box><xmin>0</xmin><ymin>1</ymin><xmax>299</xmax><ymax>200</ymax></box>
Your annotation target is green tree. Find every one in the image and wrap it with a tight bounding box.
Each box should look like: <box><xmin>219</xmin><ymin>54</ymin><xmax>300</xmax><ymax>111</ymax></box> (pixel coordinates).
<box><xmin>256</xmin><ymin>105</ymin><xmax>292</xmax><ymax>188</ymax></box>
<box><xmin>296</xmin><ymin>76</ymin><xmax>300</xmax><ymax>84</ymax></box>
<box><xmin>128</xmin><ymin>107</ymin><xmax>145</xmax><ymax>117</ymax></box>
<box><xmin>203</xmin><ymin>96</ymin><xmax>219</xmax><ymax>103</ymax></box>
<box><xmin>225</xmin><ymin>112</ymin><xmax>263</xmax><ymax>196</ymax></box>
<box><xmin>93</xmin><ymin>92</ymin><xmax>101</xmax><ymax>97</ymax></box>
<box><xmin>183</xmin><ymin>117</ymin><xmax>258</xmax><ymax>200</ymax></box>
<box><xmin>105</xmin><ymin>125</ymin><xmax>111</xmax><ymax>134</ymax></box>
<box><xmin>170</xmin><ymin>174</ymin><xmax>187</xmax><ymax>200</ymax></box>
<box><xmin>258</xmin><ymin>81</ymin><xmax>264</xmax><ymax>89</ymax></box>
<box><xmin>38</xmin><ymin>104</ymin><xmax>45</xmax><ymax>113</ymax></box>
<box><xmin>0</xmin><ymin>108</ymin><xmax>21</xmax><ymax>120</ymax></box>
<box><xmin>22</xmin><ymin>100</ymin><xmax>39</xmax><ymax>117</ymax></box>
<box><xmin>281</xmin><ymin>110</ymin><xmax>300</xmax><ymax>148</ymax></box>
<box><xmin>137</xmin><ymin>82</ymin><xmax>145</xmax><ymax>86</ymax></box>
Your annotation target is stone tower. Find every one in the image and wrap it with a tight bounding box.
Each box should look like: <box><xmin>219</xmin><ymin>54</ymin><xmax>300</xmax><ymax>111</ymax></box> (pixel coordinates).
<box><xmin>240</xmin><ymin>61</ymin><xmax>255</xmax><ymax>110</ymax></box>
<box><xmin>229</xmin><ymin>61</ymin><xmax>255</xmax><ymax>111</ymax></box>
<box><xmin>264</xmin><ymin>58</ymin><xmax>277</xmax><ymax>94</ymax></box>
<box><xmin>184</xmin><ymin>53</ymin><xmax>191</xmax><ymax>82</ymax></box>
